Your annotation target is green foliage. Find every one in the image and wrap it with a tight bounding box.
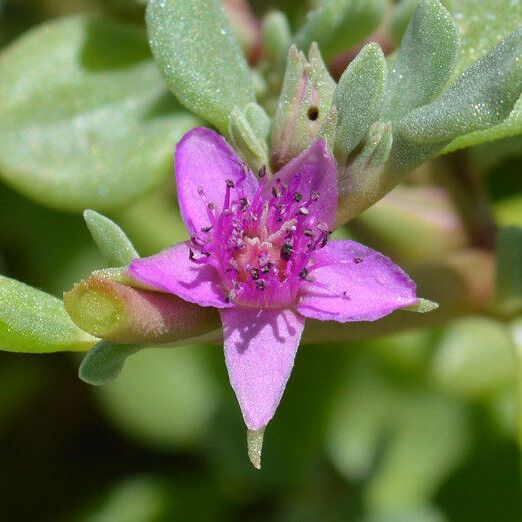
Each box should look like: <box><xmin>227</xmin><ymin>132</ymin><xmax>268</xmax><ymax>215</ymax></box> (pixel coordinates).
<box><xmin>393</xmin><ymin>29</ymin><xmax>522</xmax><ymax>168</ymax></box>
<box><xmin>84</xmin><ymin>210</ymin><xmax>139</xmax><ymax>267</ymax></box>
<box><xmin>445</xmin><ymin>0</ymin><xmax>522</xmax><ymax>151</ymax></box>
<box><xmin>334</xmin><ymin>43</ymin><xmax>387</xmax><ymax>163</ymax></box>
<box><xmin>0</xmin><ymin>275</ymin><xmax>96</xmax><ymax>353</ymax></box>
<box><xmin>0</xmin><ymin>16</ymin><xmax>199</xmax><ymax>212</ymax></box>
<box><xmin>79</xmin><ymin>340</ymin><xmax>144</xmax><ymax>385</ymax></box>
<box><xmin>383</xmin><ymin>0</ymin><xmax>460</xmax><ymax>122</ymax></box>
<box><xmin>294</xmin><ymin>0</ymin><xmax>387</xmax><ymax>63</ymax></box>
<box><xmin>146</xmin><ymin>0</ymin><xmax>255</xmax><ymax>134</ymax></box>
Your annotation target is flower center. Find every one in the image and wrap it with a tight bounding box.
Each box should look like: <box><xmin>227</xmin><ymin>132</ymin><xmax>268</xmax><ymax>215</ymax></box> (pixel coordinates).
<box><xmin>189</xmin><ymin>169</ymin><xmax>331</xmax><ymax>308</ymax></box>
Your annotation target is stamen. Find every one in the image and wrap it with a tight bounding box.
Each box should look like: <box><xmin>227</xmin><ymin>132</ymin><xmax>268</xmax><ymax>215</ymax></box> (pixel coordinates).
<box><xmin>281</xmin><ymin>242</ymin><xmax>293</xmax><ymax>261</ymax></box>
<box><xmin>225</xmin><ymin>179</ymin><xmax>235</xmax><ymax>188</ymax></box>
<box><xmin>311</xmin><ymin>191</ymin><xmax>320</xmax><ymax>201</ymax></box>
<box><xmin>293</xmin><ymin>192</ymin><xmax>303</xmax><ymax>202</ymax></box>
<box><xmin>298</xmin><ymin>207</ymin><xmax>309</xmax><ymax>216</ymax></box>
<box><xmin>258</xmin><ymin>165</ymin><xmax>267</xmax><ymax>178</ymax></box>
<box><xmin>255</xmin><ymin>280</ymin><xmax>266</xmax><ymax>290</ymax></box>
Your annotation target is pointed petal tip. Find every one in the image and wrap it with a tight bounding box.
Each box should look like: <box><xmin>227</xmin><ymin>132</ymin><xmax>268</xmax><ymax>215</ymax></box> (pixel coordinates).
<box><xmin>247</xmin><ymin>427</ymin><xmax>265</xmax><ymax>470</ymax></box>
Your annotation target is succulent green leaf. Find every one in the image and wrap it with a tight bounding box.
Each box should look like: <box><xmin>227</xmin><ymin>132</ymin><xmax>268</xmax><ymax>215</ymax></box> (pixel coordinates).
<box><xmin>243</xmin><ymin>102</ymin><xmax>271</xmax><ymax>142</ymax></box>
<box><xmin>146</xmin><ymin>0</ymin><xmax>255</xmax><ymax>133</ymax></box>
<box><xmin>79</xmin><ymin>340</ymin><xmax>144</xmax><ymax>385</ymax></box>
<box><xmin>444</xmin><ymin>0</ymin><xmax>522</xmax><ymax>152</ymax></box>
<box><xmin>0</xmin><ymin>275</ymin><xmax>96</xmax><ymax>353</ymax></box>
<box><xmin>392</xmin><ymin>29</ymin><xmax>522</xmax><ymax>168</ymax></box>
<box><xmin>84</xmin><ymin>209</ymin><xmax>139</xmax><ymax>266</ymax></box>
<box><xmin>294</xmin><ymin>0</ymin><xmax>387</xmax><ymax>63</ymax></box>
<box><xmin>383</xmin><ymin>0</ymin><xmax>460</xmax><ymax>122</ymax></box>
<box><xmin>0</xmin><ymin>16</ymin><xmax>199</xmax><ymax>212</ymax></box>
<box><xmin>271</xmin><ymin>44</ymin><xmax>336</xmax><ymax>169</ymax></box>
<box><xmin>496</xmin><ymin>226</ymin><xmax>522</xmax><ymax>314</ymax></box>
<box><xmin>334</xmin><ymin>43</ymin><xmax>387</xmax><ymax>163</ymax></box>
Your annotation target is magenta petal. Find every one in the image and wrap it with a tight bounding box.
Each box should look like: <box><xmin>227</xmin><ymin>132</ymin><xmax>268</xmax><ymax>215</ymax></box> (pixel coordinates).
<box><xmin>221</xmin><ymin>307</ymin><xmax>305</xmax><ymax>430</ymax></box>
<box><xmin>128</xmin><ymin>241</ymin><xmax>231</xmax><ymax>308</ymax></box>
<box><xmin>266</xmin><ymin>139</ymin><xmax>338</xmax><ymax>228</ymax></box>
<box><xmin>297</xmin><ymin>240</ymin><xmax>417</xmax><ymax>322</ymax></box>
<box><xmin>175</xmin><ymin>127</ymin><xmax>259</xmax><ymax>235</ymax></box>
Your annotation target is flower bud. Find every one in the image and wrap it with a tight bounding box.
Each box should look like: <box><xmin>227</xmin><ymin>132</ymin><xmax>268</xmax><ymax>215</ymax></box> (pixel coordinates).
<box><xmin>270</xmin><ymin>43</ymin><xmax>336</xmax><ymax>170</ymax></box>
<box><xmin>63</xmin><ymin>273</ymin><xmax>221</xmax><ymax>345</ymax></box>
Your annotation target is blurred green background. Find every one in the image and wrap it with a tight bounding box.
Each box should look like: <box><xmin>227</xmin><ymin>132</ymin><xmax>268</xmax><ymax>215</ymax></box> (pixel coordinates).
<box><xmin>1</xmin><ymin>0</ymin><xmax>522</xmax><ymax>520</ymax></box>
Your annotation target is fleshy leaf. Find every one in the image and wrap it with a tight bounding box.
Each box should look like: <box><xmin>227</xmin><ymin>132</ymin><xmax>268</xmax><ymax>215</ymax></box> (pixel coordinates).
<box><xmin>262</xmin><ymin>10</ymin><xmax>291</xmax><ymax>67</ymax></box>
<box><xmin>444</xmin><ymin>0</ymin><xmax>522</xmax><ymax>151</ymax></box>
<box><xmin>146</xmin><ymin>0</ymin><xmax>255</xmax><ymax>133</ymax></box>
<box><xmin>294</xmin><ymin>0</ymin><xmax>386</xmax><ymax>63</ymax></box>
<box><xmin>392</xmin><ymin>29</ymin><xmax>522</xmax><ymax>169</ymax></box>
<box><xmin>79</xmin><ymin>340</ymin><xmax>144</xmax><ymax>385</ymax></box>
<box><xmin>0</xmin><ymin>16</ymin><xmax>199</xmax><ymax>212</ymax></box>
<box><xmin>271</xmin><ymin>44</ymin><xmax>336</xmax><ymax>169</ymax></box>
<box><xmin>334</xmin><ymin>42</ymin><xmax>387</xmax><ymax>163</ymax></box>
<box><xmin>382</xmin><ymin>0</ymin><xmax>460</xmax><ymax>122</ymax></box>
<box><xmin>0</xmin><ymin>275</ymin><xmax>96</xmax><ymax>353</ymax></box>
<box><xmin>84</xmin><ymin>210</ymin><xmax>139</xmax><ymax>266</ymax></box>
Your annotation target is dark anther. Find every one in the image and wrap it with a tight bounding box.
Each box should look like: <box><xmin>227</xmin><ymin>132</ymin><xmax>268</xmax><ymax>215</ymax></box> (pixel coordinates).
<box><xmin>207</xmin><ymin>202</ymin><xmax>216</xmax><ymax>210</ymax></box>
<box><xmin>189</xmin><ymin>249</ymin><xmax>197</xmax><ymax>262</ymax></box>
<box><xmin>307</xmin><ymin>106</ymin><xmax>319</xmax><ymax>121</ymax></box>
<box><xmin>293</xmin><ymin>192</ymin><xmax>303</xmax><ymax>202</ymax></box>
<box><xmin>258</xmin><ymin>165</ymin><xmax>267</xmax><ymax>178</ymax></box>
<box><xmin>225</xmin><ymin>179</ymin><xmax>235</xmax><ymax>188</ymax></box>
<box><xmin>298</xmin><ymin>207</ymin><xmax>309</xmax><ymax>215</ymax></box>
<box><xmin>281</xmin><ymin>242</ymin><xmax>293</xmax><ymax>261</ymax></box>
<box><xmin>261</xmin><ymin>262</ymin><xmax>274</xmax><ymax>274</ymax></box>
<box><xmin>239</xmin><ymin>197</ymin><xmax>249</xmax><ymax>211</ymax></box>
<box><xmin>225</xmin><ymin>289</ymin><xmax>236</xmax><ymax>303</ymax></box>
<box><xmin>250</xmin><ymin>268</ymin><xmax>260</xmax><ymax>281</ymax></box>
<box><xmin>255</xmin><ymin>280</ymin><xmax>266</xmax><ymax>290</ymax></box>
<box><xmin>271</xmin><ymin>187</ymin><xmax>281</xmax><ymax>199</ymax></box>
<box><xmin>311</xmin><ymin>191</ymin><xmax>320</xmax><ymax>201</ymax></box>
<box><xmin>201</xmin><ymin>226</ymin><xmax>213</xmax><ymax>233</ymax></box>
<box><xmin>298</xmin><ymin>267</ymin><xmax>313</xmax><ymax>282</ymax></box>
<box><xmin>197</xmin><ymin>186</ymin><xmax>205</xmax><ymax>195</ymax></box>
<box><xmin>353</xmin><ymin>257</ymin><xmax>363</xmax><ymax>264</ymax></box>
<box><xmin>191</xmin><ymin>235</ymin><xmax>205</xmax><ymax>247</ymax></box>
<box><xmin>304</xmin><ymin>228</ymin><xmax>315</xmax><ymax>238</ymax></box>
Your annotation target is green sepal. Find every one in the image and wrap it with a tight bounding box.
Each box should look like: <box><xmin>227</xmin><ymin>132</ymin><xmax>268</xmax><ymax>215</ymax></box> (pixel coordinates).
<box><xmin>294</xmin><ymin>0</ymin><xmax>386</xmax><ymax>63</ymax></box>
<box><xmin>0</xmin><ymin>275</ymin><xmax>96</xmax><ymax>353</ymax></box>
<box><xmin>495</xmin><ymin>226</ymin><xmax>522</xmax><ymax>315</ymax></box>
<box><xmin>383</xmin><ymin>0</ymin><xmax>460</xmax><ymax>121</ymax></box>
<box><xmin>337</xmin><ymin>121</ymin><xmax>393</xmax><ymax>225</ymax></box>
<box><xmin>146</xmin><ymin>0</ymin><xmax>255</xmax><ymax>134</ymax></box>
<box><xmin>84</xmin><ymin>209</ymin><xmax>139</xmax><ymax>267</ymax></box>
<box><xmin>228</xmin><ymin>104</ymin><xmax>270</xmax><ymax>172</ymax></box>
<box><xmin>79</xmin><ymin>340</ymin><xmax>144</xmax><ymax>385</ymax></box>
<box><xmin>271</xmin><ymin>43</ymin><xmax>336</xmax><ymax>169</ymax></box>
<box><xmin>334</xmin><ymin>42</ymin><xmax>387</xmax><ymax>164</ymax></box>
<box><xmin>402</xmin><ymin>298</ymin><xmax>439</xmax><ymax>313</ymax></box>
<box><xmin>392</xmin><ymin>29</ymin><xmax>522</xmax><ymax>169</ymax></box>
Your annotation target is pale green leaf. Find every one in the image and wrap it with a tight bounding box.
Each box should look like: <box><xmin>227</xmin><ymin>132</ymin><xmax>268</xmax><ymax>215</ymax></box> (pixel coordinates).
<box><xmin>146</xmin><ymin>0</ymin><xmax>255</xmax><ymax>133</ymax></box>
<box><xmin>444</xmin><ymin>0</ymin><xmax>522</xmax><ymax>151</ymax></box>
<box><xmin>393</xmin><ymin>29</ymin><xmax>522</xmax><ymax>168</ymax></box>
<box><xmin>334</xmin><ymin>42</ymin><xmax>387</xmax><ymax>162</ymax></box>
<box><xmin>383</xmin><ymin>0</ymin><xmax>460</xmax><ymax>121</ymax></box>
<box><xmin>0</xmin><ymin>275</ymin><xmax>96</xmax><ymax>353</ymax></box>
<box><xmin>84</xmin><ymin>209</ymin><xmax>139</xmax><ymax>266</ymax></box>
<box><xmin>0</xmin><ymin>16</ymin><xmax>199</xmax><ymax>212</ymax></box>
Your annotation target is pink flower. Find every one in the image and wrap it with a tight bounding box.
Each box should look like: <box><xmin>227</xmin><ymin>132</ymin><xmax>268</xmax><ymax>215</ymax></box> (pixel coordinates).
<box><xmin>128</xmin><ymin>128</ymin><xmax>418</xmax><ymax>432</ymax></box>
